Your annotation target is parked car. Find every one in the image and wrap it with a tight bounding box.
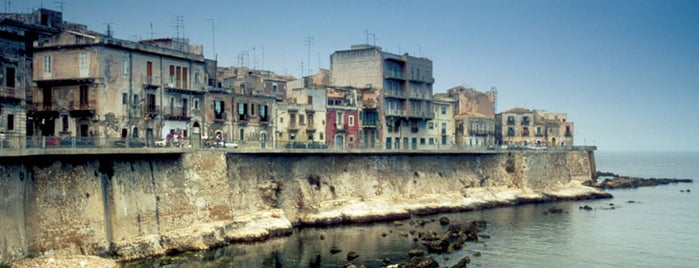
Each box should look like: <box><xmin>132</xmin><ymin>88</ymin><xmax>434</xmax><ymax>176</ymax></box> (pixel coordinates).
<box><xmin>113</xmin><ymin>139</ymin><xmax>146</xmax><ymax>148</ymax></box>
<box><xmin>307</xmin><ymin>142</ymin><xmax>328</xmax><ymax>149</ymax></box>
<box><xmin>285</xmin><ymin>141</ymin><xmax>307</xmax><ymax>149</ymax></box>
<box><xmin>45</xmin><ymin>137</ymin><xmax>61</xmax><ymax>146</ymax></box>
<box><xmin>223</xmin><ymin>140</ymin><xmax>239</xmax><ymax>149</ymax></box>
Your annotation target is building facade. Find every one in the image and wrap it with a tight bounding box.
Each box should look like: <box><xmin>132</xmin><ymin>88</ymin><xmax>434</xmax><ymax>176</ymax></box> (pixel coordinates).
<box><xmin>496</xmin><ymin>108</ymin><xmax>574</xmax><ymax>147</ymax></box>
<box><xmin>430</xmin><ymin>96</ymin><xmax>455</xmax><ymax>149</ymax></box>
<box><xmin>326</xmin><ymin>87</ymin><xmax>359</xmax><ymax>149</ymax></box>
<box><xmin>446</xmin><ymin>86</ymin><xmax>496</xmax><ymax>148</ymax></box>
<box><xmin>331</xmin><ymin>45</ymin><xmax>434</xmax><ymax>150</ymax></box>
<box><xmin>32</xmin><ymin>31</ymin><xmax>207</xmax><ymax>147</ymax></box>
<box><xmin>0</xmin><ymin>8</ymin><xmax>62</xmax><ymax>148</ymax></box>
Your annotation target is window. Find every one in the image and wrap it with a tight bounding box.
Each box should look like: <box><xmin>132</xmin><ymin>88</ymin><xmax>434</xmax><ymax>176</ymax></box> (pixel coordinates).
<box><xmin>429</xmin><ymin>138</ymin><xmax>434</xmax><ymax>145</ymax></box>
<box><xmin>308</xmin><ymin>114</ymin><xmax>314</xmax><ymax>126</ymax></box>
<box><xmin>176</xmin><ymin>67</ymin><xmax>181</xmax><ymax>87</ymax></box>
<box><xmin>250</xmin><ymin>103</ymin><xmax>255</xmax><ymax>116</ymax></box>
<box><xmin>182</xmin><ymin>67</ymin><xmax>188</xmax><ymax>88</ymax></box>
<box><xmin>272</xmin><ymin>84</ymin><xmax>278</xmax><ymax>92</ymax></box>
<box><xmin>62</xmin><ymin>115</ymin><xmax>69</xmax><ymax>131</ymax></box>
<box><xmin>146</xmin><ymin>61</ymin><xmax>153</xmax><ymax>77</ymax></box>
<box><xmin>7</xmin><ymin>114</ymin><xmax>14</xmax><ymax>131</ymax></box>
<box><xmin>214</xmin><ymin>100</ymin><xmax>224</xmax><ymax>119</ymax></box>
<box><xmin>80</xmin><ymin>52</ymin><xmax>88</xmax><ymax>70</ymax></box>
<box><xmin>349</xmin><ymin>115</ymin><xmax>355</xmax><ymax>126</ymax></box>
<box><xmin>5</xmin><ymin>67</ymin><xmax>15</xmax><ymax>88</ymax></box>
<box><xmin>122</xmin><ymin>57</ymin><xmax>129</xmax><ymax>75</ymax></box>
<box><xmin>260</xmin><ymin>104</ymin><xmax>268</xmax><ymax>121</ymax></box>
<box><xmin>428</xmin><ymin>122</ymin><xmax>434</xmax><ymax>129</ymax></box>
<box><xmin>299</xmin><ymin>114</ymin><xmax>305</xmax><ymax>125</ymax></box>
<box><xmin>80</xmin><ymin>85</ymin><xmax>88</xmax><ymax>105</ymax></box>
<box><xmin>43</xmin><ymin>55</ymin><xmax>51</xmax><ymax>73</ymax></box>
<box><xmin>420</xmin><ymin>138</ymin><xmax>425</xmax><ymax>145</ymax></box>
<box><xmin>194</xmin><ymin>100</ymin><xmax>199</xmax><ymax>110</ymax></box>
<box><xmin>308</xmin><ymin>96</ymin><xmax>313</xmax><ymax>105</ymax></box>
<box><xmin>133</xmin><ymin>94</ymin><xmax>139</xmax><ymax>106</ymax></box>
<box><xmin>122</xmin><ymin>93</ymin><xmax>128</xmax><ymax>105</ymax></box>
<box><xmin>441</xmin><ymin>106</ymin><xmax>447</xmax><ymax>115</ymax></box>
<box><xmin>169</xmin><ymin>65</ymin><xmax>175</xmax><ymax>84</ymax></box>
<box><xmin>507</xmin><ymin>127</ymin><xmax>515</xmax><ymax>136</ymax></box>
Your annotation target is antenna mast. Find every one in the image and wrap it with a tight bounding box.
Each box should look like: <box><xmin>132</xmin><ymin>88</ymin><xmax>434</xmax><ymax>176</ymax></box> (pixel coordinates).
<box><xmin>207</xmin><ymin>18</ymin><xmax>215</xmax><ymax>59</ymax></box>
<box><xmin>306</xmin><ymin>37</ymin><xmax>314</xmax><ymax>76</ymax></box>
<box><xmin>490</xmin><ymin>86</ymin><xmax>498</xmax><ymax>114</ymax></box>
<box><xmin>53</xmin><ymin>1</ymin><xmax>65</xmax><ymax>12</ymax></box>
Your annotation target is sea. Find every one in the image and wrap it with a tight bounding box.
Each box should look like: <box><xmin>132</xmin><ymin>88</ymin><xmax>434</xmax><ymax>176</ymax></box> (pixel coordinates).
<box><xmin>126</xmin><ymin>151</ymin><xmax>699</xmax><ymax>268</ymax></box>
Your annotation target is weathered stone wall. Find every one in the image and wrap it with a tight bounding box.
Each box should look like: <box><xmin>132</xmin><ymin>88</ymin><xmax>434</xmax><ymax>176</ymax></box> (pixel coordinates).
<box><xmin>0</xmin><ymin>164</ymin><xmax>28</xmax><ymax>264</ymax></box>
<box><xmin>0</xmin><ymin>149</ymin><xmax>598</xmax><ymax>264</ymax></box>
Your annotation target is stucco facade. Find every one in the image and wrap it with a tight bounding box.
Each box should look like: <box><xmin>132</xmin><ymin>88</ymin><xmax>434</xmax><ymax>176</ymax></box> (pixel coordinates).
<box><xmin>32</xmin><ymin>31</ymin><xmax>207</xmax><ymax>147</ymax></box>
<box><xmin>0</xmin><ymin>9</ymin><xmax>62</xmax><ymax>148</ymax></box>
<box><xmin>496</xmin><ymin>108</ymin><xmax>574</xmax><ymax>147</ymax></box>
<box><xmin>331</xmin><ymin>45</ymin><xmax>435</xmax><ymax>150</ymax></box>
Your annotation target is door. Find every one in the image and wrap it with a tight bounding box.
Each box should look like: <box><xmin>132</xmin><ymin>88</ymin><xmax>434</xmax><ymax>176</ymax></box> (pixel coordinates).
<box><xmin>335</xmin><ymin>135</ymin><xmax>344</xmax><ymax>149</ymax></box>
<box><xmin>411</xmin><ymin>137</ymin><xmax>417</xmax><ymax>150</ymax></box>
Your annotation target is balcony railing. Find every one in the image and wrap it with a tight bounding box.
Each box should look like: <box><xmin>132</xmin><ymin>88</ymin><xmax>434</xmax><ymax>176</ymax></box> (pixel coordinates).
<box><xmin>145</xmin><ymin>105</ymin><xmax>160</xmax><ymax>115</ymax></box>
<box><xmin>142</xmin><ymin>75</ymin><xmax>161</xmax><ymax>89</ymax></box>
<box><xmin>163</xmin><ymin>107</ymin><xmax>189</xmax><ymax>119</ymax></box>
<box><xmin>384</xmin><ymin>71</ymin><xmax>404</xmax><ymax>80</ymax></box>
<box><xmin>0</xmin><ymin>86</ymin><xmax>19</xmax><ymax>99</ymax></box>
<box><xmin>384</xmin><ymin>90</ymin><xmax>405</xmax><ymax>98</ymax></box>
<box><xmin>385</xmin><ymin>109</ymin><xmax>405</xmax><ymax>117</ymax></box>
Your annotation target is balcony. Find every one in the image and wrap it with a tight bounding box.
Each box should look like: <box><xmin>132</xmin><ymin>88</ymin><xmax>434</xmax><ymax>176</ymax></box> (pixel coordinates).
<box><xmin>163</xmin><ymin>106</ymin><xmax>189</xmax><ymax>120</ymax></box>
<box><xmin>384</xmin><ymin>71</ymin><xmax>404</xmax><ymax>80</ymax></box>
<box><xmin>521</xmin><ymin>119</ymin><xmax>530</xmax><ymax>126</ymax></box>
<box><xmin>214</xmin><ymin>112</ymin><xmax>226</xmax><ymax>122</ymax></box>
<box><xmin>145</xmin><ymin>105</ymin><xmax>160</xmax><ymax>116</ymax></box>
<box><xmin>385</xmin><ymin>109</ymin><xmax>405</xmax><ymax>117</ymax></box>
<box><xmin>408</xmin><ymin>75</ymin><xmax>435</xmax><ymax>83</ymax></box>
<box><xmin>335</xmin><ymin>123</ymin><xmax>345</xmax><ymax>133</ymax></box>
<box><xmin>409</xmin><ymin>92</ymin><xmax>433</xmax><ymax>100</ymax></box>
<box><xmin>565</xmin><ymin>131</ymin><xmax>572</xmax><ymax>137</ymax></box>
<box><xmin>142</xmin><ymin>75</ymin><xmax>161</xmax><ymax>90</ymax></box>
<box><xmin>507</xmin><ymin>119</ymin><xmax>515</xmax><ymax>126</ymax></box>
<box><xmin>384</xmin><ymin>89</ymin><xmax>405</xmax><ymax>99</ymax></box>
<box><xmin>0</xmin><ymin>86</ymin><xmax>21</xmax><ymax>102</ymax></box>
<box><xmin>288</xmin><ymin>123</ymin><xmax>299</xmax><ymax>131</ymax></box>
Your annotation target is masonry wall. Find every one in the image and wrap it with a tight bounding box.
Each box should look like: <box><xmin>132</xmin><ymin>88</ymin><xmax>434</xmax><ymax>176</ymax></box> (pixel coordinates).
<box><xmin>0</xmin><ymin>149</ymin><xmax>596</xmax><ymax>264</ymax></box>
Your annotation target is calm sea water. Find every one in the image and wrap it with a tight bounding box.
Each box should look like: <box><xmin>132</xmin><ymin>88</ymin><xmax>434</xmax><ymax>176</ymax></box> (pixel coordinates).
<box><xmin>126</xmin><ymin>151</ymin><xmax>699</xmax><ymax>268</ymax></box>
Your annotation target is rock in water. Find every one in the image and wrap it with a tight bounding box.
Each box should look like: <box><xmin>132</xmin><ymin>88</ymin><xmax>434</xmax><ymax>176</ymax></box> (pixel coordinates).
<box><xmin>347</xmin><ymin>251</ymin><xmax>359</xmax><ymax>261</ymax></box>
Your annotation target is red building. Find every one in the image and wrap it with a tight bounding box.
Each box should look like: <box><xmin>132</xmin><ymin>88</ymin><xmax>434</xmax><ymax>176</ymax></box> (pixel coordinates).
<box><xmin>325</xmin><ymin>90</ymin><xmax>359</xmax><ymax>149</ymax></box>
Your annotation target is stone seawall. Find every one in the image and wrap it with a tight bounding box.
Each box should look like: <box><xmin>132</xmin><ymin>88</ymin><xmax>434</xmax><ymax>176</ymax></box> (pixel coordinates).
<box><xmin>0</xmin><ymin>149</ymin><xmax>607</xmax><ymax>264</ymax></box>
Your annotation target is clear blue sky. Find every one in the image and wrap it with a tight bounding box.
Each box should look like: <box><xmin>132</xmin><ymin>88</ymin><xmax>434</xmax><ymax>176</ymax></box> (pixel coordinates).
<box><xmin>11</xmin><ymin>0</ymin><xmax>699</xmax><ymax>152</ymax></box>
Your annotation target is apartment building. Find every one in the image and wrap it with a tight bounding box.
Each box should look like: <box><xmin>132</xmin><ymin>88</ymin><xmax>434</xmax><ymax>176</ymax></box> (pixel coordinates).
<box><xmin>32</xmin><ymin>30</ymin><xmax>207</xmax><ymax>146</ymax></box>
<box><xmin>331</xmin><ymin>45</ymin><xmax>434</xmax><ymax>150</ymax></box>
<box><xmin>326</xmin><ymin>87</ymin><xmax>359</xmax><ymax>149</ymax></box>
<box><xmin>446</xmin><ymin>86</ymin><xmax>496</xmax><ymax>147</ymax></box>
<box><xmin>496</xmin><ymin>108</ymin><xmax>574</xmax><ymax>147</ymax></box>
<box><xmin>0</xmin><ymin>8</ymin><xmax>62</xmax><ymax>148</ymax></box>
<box><xmin>430</xmin><ymin>95</ymin><xmax>455</xmax><ymax>149</ymax></box>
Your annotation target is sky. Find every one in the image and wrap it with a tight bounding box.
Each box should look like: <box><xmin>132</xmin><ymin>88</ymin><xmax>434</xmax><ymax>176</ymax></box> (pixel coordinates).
<box><xmin>9</xmin><ymin>0</ymin><xmax>699</xmax><ymax>152</ymax></box>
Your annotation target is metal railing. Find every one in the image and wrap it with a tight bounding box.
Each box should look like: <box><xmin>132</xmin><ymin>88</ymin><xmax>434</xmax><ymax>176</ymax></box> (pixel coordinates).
<box><xmin>0</xmin><ymin>134</ymin><xmax>588</xmax><ymax>154</ymax></box>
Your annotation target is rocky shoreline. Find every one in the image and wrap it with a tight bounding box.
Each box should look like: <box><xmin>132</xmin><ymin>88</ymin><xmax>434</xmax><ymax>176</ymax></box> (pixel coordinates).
<box><xmin>585</xmin><ymin>171</ymin><xmax>694</xmax><ymax>189</ymax></box>
<box><xmin>10</xmin><ymin>183</ymin><xmax>611</xmax><ymax>267</ymax></box>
